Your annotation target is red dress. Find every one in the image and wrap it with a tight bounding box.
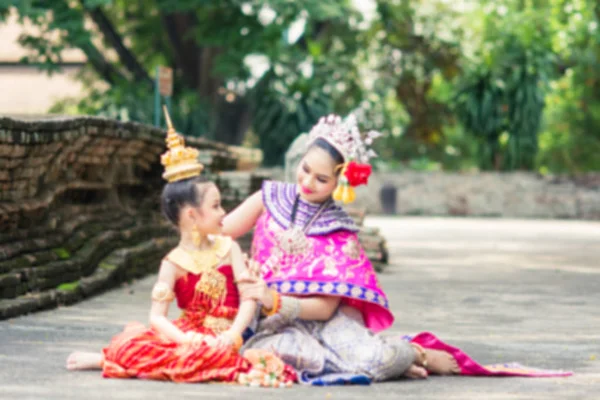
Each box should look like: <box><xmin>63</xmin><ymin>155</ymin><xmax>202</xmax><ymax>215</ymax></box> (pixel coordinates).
<box><xmin>101</xmin><ymin>265</ymin><xmax>251</xmax><ymax>382</ymax></box>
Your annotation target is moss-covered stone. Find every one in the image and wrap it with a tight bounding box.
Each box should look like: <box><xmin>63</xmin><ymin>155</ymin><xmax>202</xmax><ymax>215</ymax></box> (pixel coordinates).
<box><xmin>0</xmin><ymin>273</ymin><xmax>20</xmax><ymax>288</ymax></box>
<box><xmin>57</xmin><ymin>281</ymin><xmax>80</xmax><ymax>292</ymax></box>
<box><xmin>52</xmin><ymin>248</ymin><xmax>71</xmax><ymax>259</ymax></box>
<box><xmin>99</xmin><ymin>262</ymin><xmax>117</xmax><ymax>271</ymax></box>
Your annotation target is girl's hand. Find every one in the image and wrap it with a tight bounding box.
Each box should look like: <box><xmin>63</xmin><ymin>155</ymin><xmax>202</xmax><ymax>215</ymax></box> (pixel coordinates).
<box><xmin>242</xmin><ymin>253</ymin><xmax>261</xmax><ymax>279</ymax></box>
<box><xmin>215</xmin><ymin>330</ymin><xmax>243</xmax><ymax>350</ymax></box>
<box><xmin>183</xmin><ymin>331</ymin><xmax>206</xmax><ymax>347</ymax></box>
<box><xmin>214</xmin><ymin>334</ymin><xmax>233</xmax><ymax>348</ymax></box>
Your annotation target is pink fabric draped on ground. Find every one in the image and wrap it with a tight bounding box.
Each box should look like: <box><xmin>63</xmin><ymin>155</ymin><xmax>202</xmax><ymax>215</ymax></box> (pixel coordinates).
<box><xmin>411</xmin><ymin>332</ymin><xmax>573</xmax><ymax>377</ymax></box>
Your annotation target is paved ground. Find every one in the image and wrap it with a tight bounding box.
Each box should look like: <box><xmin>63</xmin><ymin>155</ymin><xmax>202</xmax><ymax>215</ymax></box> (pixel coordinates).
<box><xmin>1</xmin><ymin>217</ymin><xmax>599</xmax><ymax>399</ymax></box>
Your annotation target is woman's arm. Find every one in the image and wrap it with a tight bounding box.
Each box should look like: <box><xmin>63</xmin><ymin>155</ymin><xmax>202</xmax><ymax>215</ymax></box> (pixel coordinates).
<box><xmin>239</xmin><ymin>277</ymin><xmax>341</xmax><ymax>321</ymax></box>
<box><xmin>148</xmin><ymin>260</ymin><xmax>188</xmax><ymax>344</ymax></box>
<box><xmin>221</xmin><ymin>190</ymin><xmax>264</xmax><ymax>239</ymax></box>
<box><xmin>296</xmin><ymin>296</ymin><xmax>341</xmax><ymax>321</ymax></box>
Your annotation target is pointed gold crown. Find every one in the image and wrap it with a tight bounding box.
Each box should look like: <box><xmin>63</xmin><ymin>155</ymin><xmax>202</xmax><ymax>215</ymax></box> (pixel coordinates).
<box><xmin>160</xmin><ymin>106</ymin><xmax>204</xmax><ymax>182</ymax></box>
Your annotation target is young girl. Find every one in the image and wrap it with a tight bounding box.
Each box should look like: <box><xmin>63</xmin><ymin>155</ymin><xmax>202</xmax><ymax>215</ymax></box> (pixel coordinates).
<box><xmin>66</xmin><ymin>109</ymin><xmax>294</xmax><ymax>387</ymax></box>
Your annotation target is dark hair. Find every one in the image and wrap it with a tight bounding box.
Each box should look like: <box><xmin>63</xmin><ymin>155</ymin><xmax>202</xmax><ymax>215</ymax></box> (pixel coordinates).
<box><xmin>160</xmin><ymin>176</ymin><xmax>211</xmax><ymax>226</ymax></box>
<box><xmin>307</xmin><ymin>137</ymin><xmax>344</xmax><ymax>173</ymax></box>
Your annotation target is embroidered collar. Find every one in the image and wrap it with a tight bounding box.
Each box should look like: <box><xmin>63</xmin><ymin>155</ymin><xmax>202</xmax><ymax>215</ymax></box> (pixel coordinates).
<box><xmin>262</xmin><ymin>181</ymin><xmax>358</xmax><ymax>235</ymax></box>
<box><xmin>164</xmin><ymin>235</ymin><xmax>232</xmax><ymax>275</ymax></box>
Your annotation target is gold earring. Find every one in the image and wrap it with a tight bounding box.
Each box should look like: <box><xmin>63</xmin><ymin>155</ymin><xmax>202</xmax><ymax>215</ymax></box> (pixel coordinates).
<box><xmin>191</xmin><ymin>225</ymin><xmax>202</xmax><ymax>247</ymax></box>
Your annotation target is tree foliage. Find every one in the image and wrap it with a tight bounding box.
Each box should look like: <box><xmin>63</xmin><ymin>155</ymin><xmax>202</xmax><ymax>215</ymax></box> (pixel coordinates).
<box><xmin>454</xmin><ymin>2</ymin><xmax>555</xmax><ymax>170</ymax></box>
<box><xmin>2</xmin><ymin>0</ymin><xmax>600</xmax><ymax>172</ymax></box>
<box><xmin>536</xmin><ymin>0</ymin><xmax>600</xmax><ymax>172</ymax></box>
<box><xmin>3</xmin><ymin>0</ymin><xmax>361</xmax><ymax>156</ymax></box>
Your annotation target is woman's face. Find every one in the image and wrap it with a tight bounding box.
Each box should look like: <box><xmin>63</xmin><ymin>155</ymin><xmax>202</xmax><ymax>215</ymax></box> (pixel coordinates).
<box><xmin>296</xmin><ymin>147</ymin><xmax>340</xmax><ymax>203</ymax></box>
<box><xmin>189</xmin><ymin>183</ymin><xmax>225</xmax><ymax>236</ymax></box>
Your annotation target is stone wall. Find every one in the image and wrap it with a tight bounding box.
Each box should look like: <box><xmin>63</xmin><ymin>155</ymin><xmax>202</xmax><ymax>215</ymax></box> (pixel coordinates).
<box><xmin>355</xmin><ymin>171</ymin><xmax>600</xmax><ymax>219</ymax></box>
<box><xmin>0</xmin><ymin>116</ymin><xmax>245</xmax><ymax>319</ymax></box>
<box><xmin>270</xmin><ymin>164</ymin><xmax>600</xmax><ymax>219</ymax></box>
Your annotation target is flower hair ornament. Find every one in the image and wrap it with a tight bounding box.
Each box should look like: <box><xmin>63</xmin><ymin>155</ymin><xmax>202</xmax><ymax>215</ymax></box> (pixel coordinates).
<box><xmin>160</xmin><ymin>105</ymin><xmax>204</xmax><ymax>182</ymax></box>
<box><xmin>307</xmin><ymin>114</ymin><xmax>382</xmax><ymax>204</ymax></box>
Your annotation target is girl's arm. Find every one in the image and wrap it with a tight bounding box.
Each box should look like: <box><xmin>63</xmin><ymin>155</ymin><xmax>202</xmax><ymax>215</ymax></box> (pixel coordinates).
<box><xmin>221</xmin><ymin>190</ymin><xmax>264</xmax><ymax>239</ymax></box>
<box><xmin>224</xmin><ymin>241</ymin><xmax>258</xmax><ymax>338</ymax></box>
<box><xmin>148</xmin><ymin>260</ymin><xmax>188</xmax><ymax>344</ymax></box>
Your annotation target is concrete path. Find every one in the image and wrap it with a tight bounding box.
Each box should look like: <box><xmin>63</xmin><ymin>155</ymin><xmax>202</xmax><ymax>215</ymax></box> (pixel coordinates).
<box><xmin>1</xmin><ymin>217</ymin><xmax>599</xmax><ymax>399</ymax></box>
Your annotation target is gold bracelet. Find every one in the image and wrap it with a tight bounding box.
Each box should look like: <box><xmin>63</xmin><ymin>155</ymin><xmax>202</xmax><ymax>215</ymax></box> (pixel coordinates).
<box><xmin>279</xmin><ymin>296</ymin><xmax>301</xmax><ymax>321</ymax></box>
<box><xmin>261</xmin><ymin>289</ymin><xmax>281</xmax><ymax>317</ymax></box>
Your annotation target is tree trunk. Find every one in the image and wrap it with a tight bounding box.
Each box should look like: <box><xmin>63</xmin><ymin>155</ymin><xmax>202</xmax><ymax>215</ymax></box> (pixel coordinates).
<box><xmin>161</xmin><ymin>12</ymin><xmax>200</xmax><ymax>88</ymax></box>
<box><xmin>160</xmin><ymin>12</ymin><xmax>250</xmax><ymax>145</ymax></box>
<box><xmin>83</xmin><ymin>2</ymin><xmax>152</xmax><ymax>86</ymax></box>
<box><xmin>212</xmin><ymin>97</ymin><xmax>251</xmax><ymax>145</ymax></box>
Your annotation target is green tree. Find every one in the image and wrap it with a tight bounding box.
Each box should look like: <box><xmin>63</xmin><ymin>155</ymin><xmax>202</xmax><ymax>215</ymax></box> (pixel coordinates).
<box><xmin>1</xmin><ymin>0</ymin><xmax>361</xmax><ymax>158</ymax></box>
<box><xmin>454</xmin><ymin>1</ymin><xmax>556</xmax><ymax>170</ymax></box>
<box><xmin>343</xmin><ymin>0</ymin><xmax>464</xmax><ymax>168</ymax></box>
<box><xmin>537</xmin><ymin>0</ymin><xmax>600</xmax><ymax>172</ymax></box>
<box><xmin>5</xmin><ymin>0</ymin><xmax>598</xmax><ymax>172</ymax></box>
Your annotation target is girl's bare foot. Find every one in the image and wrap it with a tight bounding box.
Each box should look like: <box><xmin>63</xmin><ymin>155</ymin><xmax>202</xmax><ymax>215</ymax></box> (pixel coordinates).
<box><xmin>66</xmin><ymin>351</ymin><xmax>103</xmax><ymax>371</ymax></box>
<box><xmin>423</xmin><ymin>348</ymin><xmax>461</xmax><ymax>375</ymax></box>
<box><xmin>403</xmin><ymin>364</ymin><xmax>428</xmax><ymax>379</ymax></box>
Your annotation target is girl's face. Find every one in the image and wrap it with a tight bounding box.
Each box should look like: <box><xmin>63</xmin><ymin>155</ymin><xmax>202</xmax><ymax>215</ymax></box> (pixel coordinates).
<box><xmin>296</xmin><ymin>147</ymin><xmax>340</xmax><ymax>204</ymax></box>
<box><xmin>189</xmin><ymin>183</ymin><xmax>225</xmax><ymax>236</ymax></box>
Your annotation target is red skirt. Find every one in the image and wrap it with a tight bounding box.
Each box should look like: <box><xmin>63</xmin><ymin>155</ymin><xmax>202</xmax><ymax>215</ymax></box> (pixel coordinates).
<box><xmin>101</xmin><ymin>318</ymin><xmax>250</xmax><ymax>383</ymax></box>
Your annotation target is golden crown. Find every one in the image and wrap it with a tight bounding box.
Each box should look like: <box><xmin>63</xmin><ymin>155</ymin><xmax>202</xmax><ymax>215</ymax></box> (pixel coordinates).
<box><xmin>160</xmin><ymin>106</ymin><xmax>204</xmax><ymax>182</ymax></box>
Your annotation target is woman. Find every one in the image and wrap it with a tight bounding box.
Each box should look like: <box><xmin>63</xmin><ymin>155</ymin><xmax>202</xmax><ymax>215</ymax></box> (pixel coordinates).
<box><xmin>222</xmin><ymin>114</ymin><xmax>457</xmax><ymax>384</ymax></box>
<box><xmin>223</xmin><ymin>114</ymin><xmax>571</xmax><ymax>384</ymax></box>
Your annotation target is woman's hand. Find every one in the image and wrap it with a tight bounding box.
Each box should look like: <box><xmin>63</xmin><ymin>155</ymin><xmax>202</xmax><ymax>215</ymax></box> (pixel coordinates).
<box><xmin>236</xmin><ymin>256</ymin><xmax>272</xmax><ymax>307</ymax></box>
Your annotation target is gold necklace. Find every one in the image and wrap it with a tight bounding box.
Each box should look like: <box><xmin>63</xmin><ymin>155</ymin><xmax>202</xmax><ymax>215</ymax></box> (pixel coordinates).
<box><xmin>178</xmin><ymin>237</ymin><xmax>230</xmax><ymax>303</ymax></box>
<box><xmin>276</xmin><ymin>195</ymin><xmax>330</xmax><ymax>255</ymax></box>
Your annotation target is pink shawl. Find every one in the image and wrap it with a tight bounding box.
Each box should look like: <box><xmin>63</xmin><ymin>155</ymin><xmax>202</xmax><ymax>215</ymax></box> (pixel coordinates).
<box><xmin>251</xmin><ymin>181</ymin><xmax>394</xmax><ymax>332</ymax></box>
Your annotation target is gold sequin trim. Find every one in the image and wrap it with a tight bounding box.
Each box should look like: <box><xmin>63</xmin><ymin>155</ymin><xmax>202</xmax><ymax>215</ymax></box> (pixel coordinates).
<box><xmin>203</xmin><ymin>315</ymin><xmax>233</xmax><ymax>334</ymax></box>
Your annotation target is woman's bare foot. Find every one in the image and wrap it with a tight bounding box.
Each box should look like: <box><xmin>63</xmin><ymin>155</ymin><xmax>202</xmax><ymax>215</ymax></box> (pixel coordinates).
<box><xmin>403</xmin><ymin>364</ymin><xmax>428</xmax><ymax>379</ymax></box>
<box><xmin>66</xmin><ymin>351</ymin><xmax>103</xmax><ymax>371</ymax></box>
<box><xmin>423</xmin><ymin>349</ymin><xmax>461</xmax><ymax>375</ymax></box>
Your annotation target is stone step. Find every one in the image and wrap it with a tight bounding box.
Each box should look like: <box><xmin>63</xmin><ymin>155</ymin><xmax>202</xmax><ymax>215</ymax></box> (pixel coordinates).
<box><xmin>0</xmin><ymin>236</ymin><xmax>175</xmax><ymax>320</ymax></box>
<box><xmin>0</xmin><ymin>203</ymin><xmax>113</xmax><ymax>245</ymax></box>
<box><xmin>0</xmin><ymin>211</ymin><xmax>137</xmax><ymax>264</ymax></box>
<box><xmin>0</xmin><ymin>222</ymin><xmax>172</xmax><ymax>299</ymax></box>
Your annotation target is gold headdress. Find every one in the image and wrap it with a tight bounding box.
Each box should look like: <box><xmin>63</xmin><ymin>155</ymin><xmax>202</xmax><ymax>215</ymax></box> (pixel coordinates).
<box><xmin>307</xmin><ymin>114</ymin><xmax>381</xmax><ymax>204</ymax></box>
<box><xmin>160</xmin><ymin>106</ymin><xmax>204</xmax><ymax>182</ymax></box>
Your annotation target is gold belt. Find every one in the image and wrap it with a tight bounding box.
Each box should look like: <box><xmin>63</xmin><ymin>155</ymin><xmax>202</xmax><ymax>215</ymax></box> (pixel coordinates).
<box><xmin>203</xmin><ymin>315</ymin><xmax>232</xmax><ymax>334</ymax></box>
